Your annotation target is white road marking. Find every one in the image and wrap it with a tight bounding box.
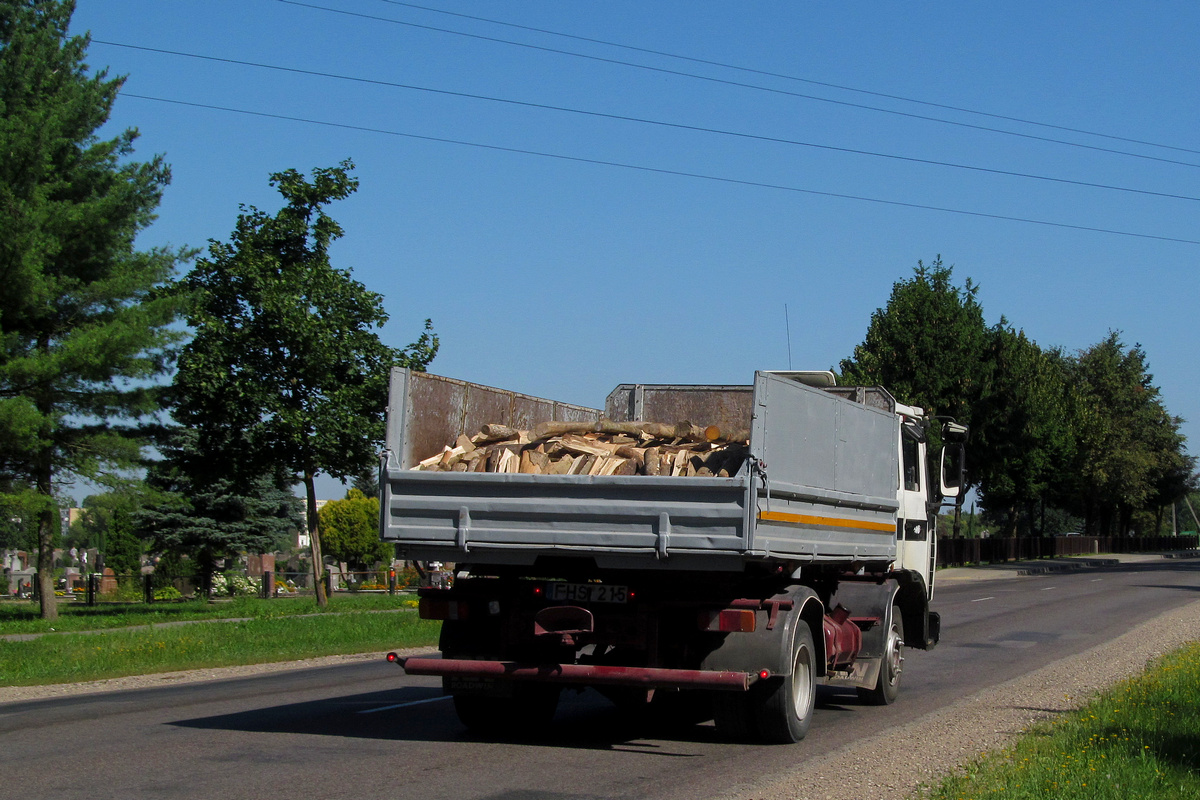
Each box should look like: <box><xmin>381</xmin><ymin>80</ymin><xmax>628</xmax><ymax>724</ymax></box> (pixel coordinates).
<box><xmin>971</xmin><ymin>597</ymin><xmax>994</xmax><ymax>602</ymax></box>
<box><xmin>1041</xmin><ymin>586</ymin><xmax>1056</xmax><ymax>591</ymax></box>
<box><xmin>357</xmin><ymin>696</ymin><xmax>452</xmax><ymax>714</ymax></box>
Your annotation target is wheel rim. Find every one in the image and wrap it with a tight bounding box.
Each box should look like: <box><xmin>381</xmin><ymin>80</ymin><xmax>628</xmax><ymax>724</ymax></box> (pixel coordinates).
<box><xmin>884</xmin><ymin>621</ymin><xmax>904</xmax><ymax>687</ymax></box>
<box><xmin>790</xmin><ymin>638</ymin><xmax>814</xmax><ymax>720</ymax></box>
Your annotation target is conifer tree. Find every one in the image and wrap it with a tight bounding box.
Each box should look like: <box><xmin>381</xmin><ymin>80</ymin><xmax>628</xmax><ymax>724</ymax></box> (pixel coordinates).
<box><xmin>0</xmin><ymin>1</ymin><xmax>190</xmax><ymax>618</ymax></box>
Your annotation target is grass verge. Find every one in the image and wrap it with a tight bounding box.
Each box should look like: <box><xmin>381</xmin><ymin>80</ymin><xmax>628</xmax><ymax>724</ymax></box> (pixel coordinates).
<box><xmin>0</xmin><ymin>608</ymin><xmax>441</xmax><ymax>686</ymax></box>
<box><xmin>923</xmin><ymin>641</ymin><xmax>1200</xmax><ymax>800</ymax></box>
<box><xmin>0</xmin><ymin>594</ymin><xmax>412</xmax><ymax>635</ymax></box>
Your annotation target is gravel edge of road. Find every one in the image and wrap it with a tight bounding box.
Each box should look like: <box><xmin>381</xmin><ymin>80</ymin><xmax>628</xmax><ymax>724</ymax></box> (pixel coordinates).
<box><xmin>719</xmin><ymin>595</ymin><xmax>1200</xmax><ymax>800</ymax></box>
<box><xmin>0</xmin><ymin>646</ymin><xmax>437</xmax><ymax>704</ymax></box>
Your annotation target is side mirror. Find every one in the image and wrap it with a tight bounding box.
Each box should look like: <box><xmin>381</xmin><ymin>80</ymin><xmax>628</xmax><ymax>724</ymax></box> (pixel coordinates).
<box><xmin>939</xmin><ymin>421</ymin><xmax>968</xmax><ymax>498</ymax></box>
<box><xmin>939</xmin><ymin>441</ymin><xmax>966</xmax><ymax>498</ymax></box>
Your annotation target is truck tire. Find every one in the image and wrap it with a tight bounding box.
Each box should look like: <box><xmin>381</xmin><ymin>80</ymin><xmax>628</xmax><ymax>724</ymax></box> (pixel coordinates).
<box><xmin>713</xmin><ymin>620</ymin><xmax>816</xmax><ymax>743</ymax></box>
<box><xmin>452</xmin><ymin>684</ymin><xmax>560</xmax><ymax>736</ymax></box>
<box><xmin>711</xmin><ymin>691</ymin><xmax>755</xmax><ymax>741</ymax></box>
<box><xmin>857</xmin><ymin>604</ymin><xmax>904</xmax><ymax>705</ymax></box>
<box><xmin>752</xmin><ymin>620</ymin><xmax>817</xmax><ymax>743</ymax></box>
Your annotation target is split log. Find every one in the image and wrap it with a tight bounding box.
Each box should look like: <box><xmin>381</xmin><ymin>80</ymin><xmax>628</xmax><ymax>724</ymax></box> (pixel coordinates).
<box><xmin>520</xmin><ymin>450</ymin><xmax>551</xmax><ymax>474</ymax></box>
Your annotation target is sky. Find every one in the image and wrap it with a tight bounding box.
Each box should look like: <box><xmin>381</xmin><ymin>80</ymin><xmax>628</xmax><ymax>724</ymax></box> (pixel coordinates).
<box><xmin>67</xmin><ymin>1</ymin><xmax>1200</xmax><ymax>501</ymax></box>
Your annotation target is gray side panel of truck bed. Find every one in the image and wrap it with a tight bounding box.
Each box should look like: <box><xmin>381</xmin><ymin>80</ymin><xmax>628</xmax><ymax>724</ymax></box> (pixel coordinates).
<box><xmin>751</xmin><ymin>372</ymin><xmax>899</xmax><ymax>562</ymax></box>
<box><xmin>381</xmin><ymin>471</ymin><xmax>749</xmax><ymax>570</ymax></box>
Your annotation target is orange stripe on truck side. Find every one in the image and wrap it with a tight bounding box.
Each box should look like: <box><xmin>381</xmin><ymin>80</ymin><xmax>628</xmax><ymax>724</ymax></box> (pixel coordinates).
<box><xmin>757</xmin><ymin>510</ymin><xmax>895</xmax><ymax>534</ymax></box>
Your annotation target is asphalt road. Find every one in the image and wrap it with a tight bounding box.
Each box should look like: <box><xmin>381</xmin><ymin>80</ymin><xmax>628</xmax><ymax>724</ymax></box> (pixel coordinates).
<box><xmin>1</xmin><ymin>556</ymin><xmax>1197</xmax><ymax>800</ymax></box>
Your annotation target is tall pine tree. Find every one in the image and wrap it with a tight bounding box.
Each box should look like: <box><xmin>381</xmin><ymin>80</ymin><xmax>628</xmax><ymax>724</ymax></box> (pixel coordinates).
<box><xmin>0</xmin><ymin>1</ymin><xmax>190</xmax><ymax>617</ymax></box>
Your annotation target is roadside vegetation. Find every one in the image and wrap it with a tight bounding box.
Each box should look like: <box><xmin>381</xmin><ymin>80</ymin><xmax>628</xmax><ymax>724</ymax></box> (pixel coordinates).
<box><xmin>923</xmin><ymin>641</ymin><xmax>1200</xmax><ymax>800</ymax></box>
<box><xmin>0</xmin><ymin>594</ymin><xmax>413</xmax><ymax>635</ymax></box>
<box><xmin>0</xmin><ymin>596</ymin><xmax>441</xmax><ymax>686</ymax></box>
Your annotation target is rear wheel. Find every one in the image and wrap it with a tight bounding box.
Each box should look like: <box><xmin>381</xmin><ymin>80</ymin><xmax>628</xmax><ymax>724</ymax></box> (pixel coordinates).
<box><xmin>713</xmin><ymin>620</ymin><xmax>816</xmax><ymax>744</ymax></box>
<box><xmin>753</xmin><ymin>621</ymin><xmax>816</xmax><ymax>743</ymax></box>
<box><xmin>857</xmin><ymin>604</ymin><xmax>904</xmax><ymax>705</ymax></box>
<box><xmin>712</xmin><ymin>691</ymin><xmax>755</xmax><ymax>741</ymax></box>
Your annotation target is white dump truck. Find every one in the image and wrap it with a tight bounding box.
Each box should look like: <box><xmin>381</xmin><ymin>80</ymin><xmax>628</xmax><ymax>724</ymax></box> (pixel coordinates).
<box><xmin>381</xmin><ymin>368</ymin><xmax>966</xmax><ymax>743</ymax></box>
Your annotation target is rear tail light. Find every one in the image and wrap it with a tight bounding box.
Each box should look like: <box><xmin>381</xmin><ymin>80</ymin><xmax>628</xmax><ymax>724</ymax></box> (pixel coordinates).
<box><xmin>698</xmin><ymin>608</ymin><xmax>757</xmax><ymax>633</ymax></box>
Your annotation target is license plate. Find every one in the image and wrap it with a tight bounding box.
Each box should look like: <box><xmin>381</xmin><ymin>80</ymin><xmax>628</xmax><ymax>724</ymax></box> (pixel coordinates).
<box><xmin>547</xmin><ymin>582</ymin><xmax>629</xmax><ymax>604</ymax></box>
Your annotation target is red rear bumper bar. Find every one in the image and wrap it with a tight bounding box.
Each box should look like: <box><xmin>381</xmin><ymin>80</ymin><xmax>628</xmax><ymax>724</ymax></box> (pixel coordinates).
<box><xmin>391</xmin><ymin>655</ymin><xmax>755</xmax><ymax>692</ymax></box>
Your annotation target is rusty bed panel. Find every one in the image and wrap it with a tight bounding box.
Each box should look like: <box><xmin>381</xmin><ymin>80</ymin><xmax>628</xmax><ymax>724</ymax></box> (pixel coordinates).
<box><xmin>393</xmin><ymin>370</ymin><xmax>602</xmax><ymax>469</ymax></box>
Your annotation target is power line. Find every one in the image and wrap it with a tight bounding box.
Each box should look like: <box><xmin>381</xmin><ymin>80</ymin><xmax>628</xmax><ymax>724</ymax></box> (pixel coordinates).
<box><xmin>372</xmin><ymin>0</ymin><xmax>1200</xmax><ymax>158</ymax></box>
<box><xmin>273</xmin><ymin>0</ymin><xmax>1200</xmax><ymax>170</ymax></box>
<box><xmin>118</xmin><ymin>92</ymin><xmax>1200</xmax><ymax>247</ymax></box>
<box><xmin>93</xmin><ymin>40</ymin><xmax>1200</xmax><ymax>204</ymax></box>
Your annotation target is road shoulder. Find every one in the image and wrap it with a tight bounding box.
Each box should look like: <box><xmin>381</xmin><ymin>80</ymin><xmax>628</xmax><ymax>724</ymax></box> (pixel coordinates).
<box><xmin>723</xmin><ymin>595</ymin><xmax>1200</xmax><ymax>800</ymax></box>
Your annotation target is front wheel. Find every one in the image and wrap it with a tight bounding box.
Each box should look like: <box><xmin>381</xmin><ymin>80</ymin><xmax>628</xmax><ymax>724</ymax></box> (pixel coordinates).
<box><xmin>857</xmin><ymin>604</ymin><xmax>904</xmax><ymax>705</ymax></box>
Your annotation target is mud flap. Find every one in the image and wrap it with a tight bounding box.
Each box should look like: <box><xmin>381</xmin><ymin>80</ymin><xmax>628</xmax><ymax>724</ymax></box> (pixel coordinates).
<box><xmin>699</xmin><ymin>586</ymin><xmax>822</xmax><ymax>679</ymax></box>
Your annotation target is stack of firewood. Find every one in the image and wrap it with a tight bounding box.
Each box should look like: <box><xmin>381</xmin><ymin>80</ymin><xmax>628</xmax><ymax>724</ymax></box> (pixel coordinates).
<box><xmin>412</xmin><ymin>420</ymin><xmax>750</xmax><ymax>477</ymax></box>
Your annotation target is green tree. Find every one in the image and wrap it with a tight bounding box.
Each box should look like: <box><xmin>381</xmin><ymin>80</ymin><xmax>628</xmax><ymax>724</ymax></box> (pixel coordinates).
<box><xmin>104</xmin><ymin>504</ymin><xmax>142</xmax><ymax>577</ymax></box>
<box><xmin>1061</xmin><ymin>333</ymin><xmax>1187</xmax><ymax>535</ymax></box>
<box><xmin>349</xmin><ymin>462</ymin><xmax>380</xmax><ymax>499</ymax></box>
<box><xmin>838</xmin><ymin>258</ymin><xmax>988</xmax><ymax>434</ymax></box>
<box><xmin>172</xmin><ymin>161</ymin><xmax>436</xmax><ymax>606</ymax></box>
<box><xmin>971</xmin><ymin>323</ymin><xmax>1074</xmax><ymax>537</ymax></box>
<box><xmin>0</xmin><ymin>1</ymin><xmax>190</xmax><ymax>618</ymax></box>
<box><xmin>838</xmin><ymin>258</ymin><xmax>988</xmax><ymax>538</ymax></box>
<box><xmin>72</xmin><ymin>489</ymin><xmax>145</xmax><ymax>573</ymax></box>
<box><xmin>0</xmin><ymin>483</ymin><xmax>39</xmax><ymax>551</ymax></box>
<box><xmin>136</xmin><ymin>428</ymin><xmax>299</xmax><ymax>592</ymax></box>
<box><xmin>319</xmin><ymin>488</ymin><xmax>390</xmax><ymax>572</ymax></box>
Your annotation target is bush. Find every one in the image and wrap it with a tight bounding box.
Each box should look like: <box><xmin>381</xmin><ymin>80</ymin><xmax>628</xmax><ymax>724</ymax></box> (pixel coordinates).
<box><xmin>153</xmin><ymin>586</ymin><xmax>183</xmax><ymax>601</ymax></box>
<box><xmin>227</xmin><ymin>574</ymin><xmax>260</xmax><ymax>596</ymax></box>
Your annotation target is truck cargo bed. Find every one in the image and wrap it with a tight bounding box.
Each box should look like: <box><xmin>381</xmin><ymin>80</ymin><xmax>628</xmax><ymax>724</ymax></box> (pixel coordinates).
<box><xmin>380</xmin><ymin>369</ymin><xmax>902</xmax><ymax>571</ymax></box>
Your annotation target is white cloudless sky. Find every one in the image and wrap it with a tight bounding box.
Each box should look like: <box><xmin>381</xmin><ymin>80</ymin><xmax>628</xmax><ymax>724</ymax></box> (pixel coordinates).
<box><xmin>68</xmin><ymin>1</ymin><xmax>1200</xmax><ymax>501</ymax></box>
